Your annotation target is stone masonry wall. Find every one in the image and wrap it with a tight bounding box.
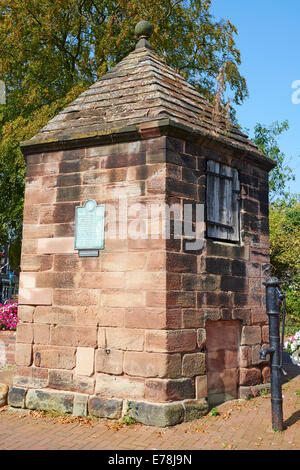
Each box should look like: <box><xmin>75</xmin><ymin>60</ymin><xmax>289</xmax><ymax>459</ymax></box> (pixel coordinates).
<box><xmin>17</xmin><ymin>136</ymin><xmax>173</xmax><ymax>404</ymax></box>
<box><xmin>160</xmin><ymin>137</ymin><xmax>271</xmax><ymax>401</ymax></box>
<box><xmin>13</xmin><ymin>131</ymin><xmax>272</xmax><ymax>424</ymax></box>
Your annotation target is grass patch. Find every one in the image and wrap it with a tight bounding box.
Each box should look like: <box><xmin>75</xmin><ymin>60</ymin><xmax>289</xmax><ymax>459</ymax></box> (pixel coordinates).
<box><xmin>209</xmin><ymin>408</ymin><xmax>220</xmax><ymax>417</ymax></box>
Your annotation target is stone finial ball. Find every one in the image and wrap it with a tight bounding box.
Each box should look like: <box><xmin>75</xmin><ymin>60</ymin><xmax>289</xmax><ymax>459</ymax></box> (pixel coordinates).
<box><xmin>135</xmin><ymin>20</ymin><xmax>153</xmax><ymax>38</ymax></box>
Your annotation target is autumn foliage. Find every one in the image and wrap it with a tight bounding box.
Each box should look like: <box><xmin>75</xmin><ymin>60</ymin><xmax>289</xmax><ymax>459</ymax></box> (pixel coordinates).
<box><xmin>0</xmin><ymin>0</ymin><xmax>247</xmax><ymax>267</ymax></box>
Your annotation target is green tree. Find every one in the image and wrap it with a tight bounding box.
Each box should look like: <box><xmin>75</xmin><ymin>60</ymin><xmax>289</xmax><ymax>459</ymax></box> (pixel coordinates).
<box><xmin>269</xmin><ymin>199</ymin><xmax>300</xmax><ymax>329</ymax></box>
<box><xmin>251</xmin><ymin>121</ymin><xmax>296</xmax><ymax>202</ymax></box>
<box><xmin>251</xmin><ymin>120</ymin><xmax>299</xmax><ymax>330</ymax></box>
<box><xmin>0</xmin><ymin>0</ymin><xmax>247</xmax><ymax>269</ymax></box>
<box><xmin>269</xmin><ymin>199</ymin><xmax>300</xmax><ymax>283</ymax></box>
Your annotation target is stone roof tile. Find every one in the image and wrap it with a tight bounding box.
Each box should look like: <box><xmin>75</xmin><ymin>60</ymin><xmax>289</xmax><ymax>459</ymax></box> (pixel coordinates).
<box><xmin>25</xmin><ymin>46</ymin><xmax>265</xmax><ymax>159</ymax></box>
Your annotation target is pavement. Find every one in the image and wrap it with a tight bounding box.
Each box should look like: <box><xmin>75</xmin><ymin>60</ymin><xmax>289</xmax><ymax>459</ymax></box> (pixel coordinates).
<box><xmin>0</xmin><ymin>358</ymin><xmax>299</xmax><ymax>451</ymax></box>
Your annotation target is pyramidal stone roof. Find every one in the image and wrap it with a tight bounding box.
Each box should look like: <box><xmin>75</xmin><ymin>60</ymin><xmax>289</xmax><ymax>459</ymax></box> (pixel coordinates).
<box><xmin>22</xmin><ymin>22</ymin><xmax>273</xmax><ymax>167</ymax></box>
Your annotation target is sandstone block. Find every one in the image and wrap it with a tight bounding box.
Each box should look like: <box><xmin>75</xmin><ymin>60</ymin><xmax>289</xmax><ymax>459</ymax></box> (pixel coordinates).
<box><xmin>252</xmin><ymin>344</ymin><xmax>265</xmax><ymax>365</ymax></box>
<box><xmin>182</xmin><ymin>309</ymin><xmax>204</xmax><ymax>328</ymax></box>
<box><xmin>72</xmin><ymin>375</ymin><xmax>95</xmax><ymax>395</ymax></box>
<box><xmin>125</xmin><ymin>271</ymin><xmax>166</xmax><ymax>290</ymax></box>
<box><xmin>166</xmin><ymin>291</ymin><xmax>196</xmax><ymax>308</ymax></box>
<box><xmin>48</xmin><ymin>369</ymin><xmax>95</xmax><ymax>394</ymax></box>
<box><xmin>33</xmin><ymin>324</ymin><xmax>50</xmax><ymax>344</ymax></box>
<box><xmin>232</xmin><ymin>308</ymin><xmax>251</xmax><ymax>325</ymax></box>
<box><xmin>124</xmin><ymin>308</ymin><xmax>166</xmax><ymax>330</ymax></box>
<box><xmin>7</xmin><ymin>387</ymin><xmax>27</xmax><ymax>408</ymax></box>
<box><xmin>145</xmin><ymin>330</ymin><xmax>197</xmax><ymax>353</ymax></box>
<box><xmin>88</xmin><ymin>396</ymin><xmax>123</xmax><ymax>419</ymax></box>
<box><xmin>47</xmin><ymin>369</ymin><xmax>71</xmax><ymax>390</ymax></box>
<box><xmin>95</xmin><ymin>349</ymin><xmax>123</xmax><ymax>375</ymax></box>
<box><xmin>182</xmin><ymin>353</ymin><xmax>206</xmax><ymax>377</ymax></box>
<box><xmin>37</xmin><ymin>237</ymin><xmax>76</xmax><ymax>254</ymax></box>
<box><xmin>128</xmin><ymin>401</ymin><xmax>184</xmax><ymax>427</ymax></box>
<box><xmin>101</xmin><ymin>253</ymin><xmax>147</xmax><ymax>271</ymax></box>
<box><xmin>251</xmin><ymin>309</ymin><xmax>268</xmax><ymax>325</ymax></box>
<box><xmin>34</xmin><ymin>346</ymin><xmax>76</xmax><ymax>369</ymax></box>
<box><xmin>206</xmin><ymin>321</ymin><xmax>240</xmax><ymax>351</ymax></box>
<box><xmin>19</xmin><ymin>272</ymin><xmax>37</xmax><ymax>288</ymax></box>
<box><xmin>76</xmin><ymin>347</ymin><xmax>95</xmax><ymax>377</ymax></box>
<box><xmin>25</xmin><ymin>188</ymin><xmax>56</xmax><ymax>205</ymax></box>
<box><xmin>207</xmin><ymin>349</ymin><xmax>239</xmax><ymax>372</ymax></box>
<box><xmin>34</xmin><ymin>306</ymin><xmax>75</xmax><ymax>325</ymax></box>
<box><xmin>197</xmin><ymin>328</ymin><xmax>206</xmax><ymax>349</ymax></box>
<box><xmin>183</xmin><ymin>399</ymin><xmax>209</xmax><ymax>422</ymax></box>
<box><xmin>105</xmin><ymin>328</ymin><xmax>144</xmax><ymax>351</ymax></box>
<box><xmin>146</xmin><ymin>252</ymin><xmax>166</xmax><ymax>271</ymax></box>
<box><xmin>239</xmin><ymin>383</ymin><xmax>270</xmax><ymax>400</ymax></box>
<box><xmin>15</xmin><ymin>343</ymin><xmax>32</xmax><ymax>367</ymax></box>
<box><xmin>53</xmin><ymin>289</ymin><xmax>99</xmax><ymax>307</ymax></box>
<box><xmin>21</xmin><ymin>254</ymin><xmax>53</xmax><ymax>272</ymax></box>
<box><xmin>0</xmin><ymin>384</ymin><xmax>9</xmax><ymax>407</ymax></box>
<box><xmin>98</xmin><ymin>308</ymin><xmax>124</xmax><ymax>327</ymax></box>
<box><xmin>207</xmin><ymin>369</ymin><xmax>238</xmax><ymax>395</ymax></box>
<box><xmin>73</xmin><ymin>393</ymin><xmax>88</xmax><ymax>416</ymax></box>
<box><xmin>98</xmin><ymin>328</ymin><xmax>106</xmax><ymax>348</ymax></box>
<box><xmin>239</xmin><ymin>368</ymin><xmax>262</xmax><ymax>386</ymax></box>
<box><xmin>18</xmin><ymin>288</ymin><xmax>52</xmax><ymax>306</ymax></box>
<box><xmin>100</xmin><ymin>290</ymin><xmax>145</xmax><ymax>308</ymax></box>
<box><xmin>195</xmin><ymin>376</ymin><xmax>207</xmax><ymax>399</ymax></box>
<box><xmin>26</xmin><ymin>388</ymin><xmax>74</xmax><ymax>414</ymax></box>
<box><xmin>13</xmin><ymin>366</ymin><xmax>48</xmax><ymax>389</ymax></box>
<box><xmin>145</xmin><ymin>378</ymin><xmax>194</xmax><ymax>402</ymax></box>
<box><xmin>95</xmin><ymin>374</ymin><xmax>144</xmax><ymax>399</ymax></box>
<box><xmin>262</xmin><ymin>326</ymin><xmax>269</xmax><ymax>343</ymax></box>
<box><xmin>124</xmin><ymin>352</ymin><xmax>181</xmax><ymax>379</ymax></box>
<box><xmin>241</xmin><ymin>326</ymin><xmax>261</xmax><ymax>346</ymax></box>
<box><xmin>262</xmin><ymin>366</ymin><xmax>271</xmax><ymax>383</ymax></box>
<box><xmin>18</xmin><ymin>306</ymin><xmax>35</xmax><ymax>323</ymax></box>
<box><xmin>146</xmin><ymin>291</ymin><xmax>166</xmax><ymax>307</ymax></box>
<box><xmin>50</xmin><ymin>325</ymin><xmax>97</xmax><ymax>347</ymax></box>
<box><xmin>16</xmin><ymin>323</ymin><xmax>33</xmax><ymax>344</ymax></box>
<box><xmin>239</xmin><ymin>346</ymin><xmax>252</xmax><ymax>368</ymax></box>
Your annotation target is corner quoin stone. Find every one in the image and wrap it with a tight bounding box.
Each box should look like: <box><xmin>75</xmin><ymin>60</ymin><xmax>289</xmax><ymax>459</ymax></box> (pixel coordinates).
<box><xmin>183</xmin><ymin>399</ymin><xmax>209</xmax><ymax>422</ymax></box>
<box><xmin>0</xmin><ymin>384</ymin><xmax>9</xmax><ymax>407</ymax></box>
<box><xmin>127</xmin><ymin>400</ymin><xmax>185</xmax><ymax>427</ymax></box>
<box><xmin>7</xmin><ymin>387</ymin><xmax>27</xmax><ymax>408</ymax></box>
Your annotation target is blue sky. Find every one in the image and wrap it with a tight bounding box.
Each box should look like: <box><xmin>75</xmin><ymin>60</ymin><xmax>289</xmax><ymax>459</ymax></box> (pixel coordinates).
<box><xmin>210</xmin><ymin>0</ymin><xmax>300</xmax><ymax>194</ymax></box>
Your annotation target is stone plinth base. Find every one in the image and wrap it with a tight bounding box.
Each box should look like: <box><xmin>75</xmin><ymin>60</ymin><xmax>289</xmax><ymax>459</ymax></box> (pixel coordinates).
<box><xmin>7</xmin><ymin>386</ymin><xmax>209</xmax><ymax>427</ymax></box>
<box><xmin>239</xmin><ymin>383</ymin><xmax>271</xmax><ymax>400</ymax></box>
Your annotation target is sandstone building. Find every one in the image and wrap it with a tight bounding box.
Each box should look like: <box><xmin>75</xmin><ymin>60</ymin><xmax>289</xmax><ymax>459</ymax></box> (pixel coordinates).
<box><xmin>9</xmin><ymin>22</ymin><xmax>275</xmax><ymax>426</ymax></box>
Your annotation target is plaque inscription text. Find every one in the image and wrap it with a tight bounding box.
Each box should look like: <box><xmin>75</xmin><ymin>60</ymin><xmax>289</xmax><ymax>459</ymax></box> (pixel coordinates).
<box><xmin>75</xmin><ymin>200</ymin><xmax>105</xmax><ymax>253</ymax></box>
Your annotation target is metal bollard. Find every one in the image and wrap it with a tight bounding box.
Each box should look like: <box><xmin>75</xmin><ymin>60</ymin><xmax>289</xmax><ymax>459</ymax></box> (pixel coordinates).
<box><xmin>260</xmin><ymin>277</ymin><xmax>286</xmax><ymax>432</ymax></box>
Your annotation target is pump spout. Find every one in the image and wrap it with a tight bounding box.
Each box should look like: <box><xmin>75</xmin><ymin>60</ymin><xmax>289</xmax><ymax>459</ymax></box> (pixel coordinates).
<box><xmin>260</xmin><ymin>347</ymin><xmax>275</xmax><ymax>360</ymax></box>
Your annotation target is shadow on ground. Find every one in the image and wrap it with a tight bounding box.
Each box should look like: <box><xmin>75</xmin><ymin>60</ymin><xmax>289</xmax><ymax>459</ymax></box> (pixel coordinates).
<box><xmin>281</xmin><ymin>351</ymin><xmax>300</xmax><ymax>430</ymax></box>
<box><xmin>282</xmin><ymin>351</ymin><xmax>300</xmax><ymax>383</ymax></box>
<box><xmin>284</xmin><ymin>410</ymin><xmax>300</xmax><ymax>429</ymax></box>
